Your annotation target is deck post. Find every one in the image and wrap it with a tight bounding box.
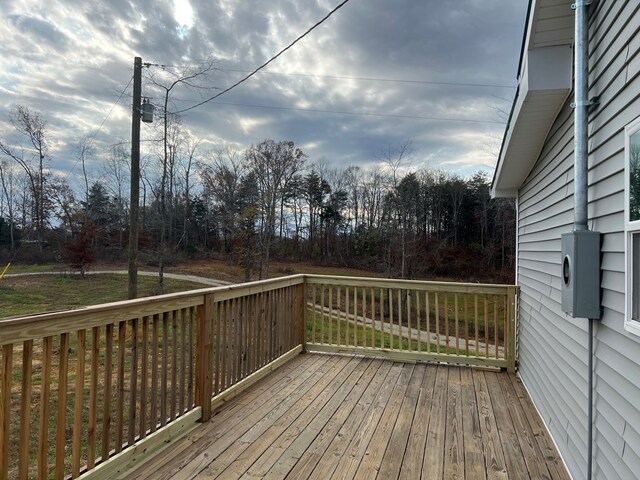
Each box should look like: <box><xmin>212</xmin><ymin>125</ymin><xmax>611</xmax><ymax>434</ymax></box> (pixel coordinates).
<box><xmin>298</xmin><ymin>281</ymin><xmax>307</xmax><ymax>353</ymax></box>
<box><xmin>195</xmin><ymin>293</ymin><xmax>214</xmax><ymax>422</ymax></box>
<box><xmin>507</xmin><ymin>286</ymin><xmax>518</xmax><ymax>373</ymax></box>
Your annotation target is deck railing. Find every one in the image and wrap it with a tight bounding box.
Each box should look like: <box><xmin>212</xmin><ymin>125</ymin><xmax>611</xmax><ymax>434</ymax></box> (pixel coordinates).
<box><xmin>0</xmin><ymin>274</ymin><xmax>515</xmax><ymax>480</ymax></box>
<box><xmin>304</xmin><ymin>275</ymin><xmax>517</xmax><ymax>371</ymax></box>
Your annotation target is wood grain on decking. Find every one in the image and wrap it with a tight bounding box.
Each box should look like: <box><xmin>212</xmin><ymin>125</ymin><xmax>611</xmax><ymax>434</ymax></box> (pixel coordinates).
<box><xmin>124</xmin><ymin>353</ymin><xmax>569</xmax><ymax>480</ymax></box>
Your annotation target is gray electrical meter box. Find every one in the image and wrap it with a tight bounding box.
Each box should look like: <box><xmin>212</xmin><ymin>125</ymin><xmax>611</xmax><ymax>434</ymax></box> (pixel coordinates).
<box><xmin>561</xmin><ymin>230</ymin><xmax>601</xmax><ymax>318</ymax></box>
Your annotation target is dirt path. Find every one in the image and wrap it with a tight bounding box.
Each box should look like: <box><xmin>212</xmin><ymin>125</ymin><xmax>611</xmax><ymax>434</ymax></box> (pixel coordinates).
<box><xmin>312</xmin><ymin>304</ymin><xmax>504</xmax><ymax>358</ymax></box>
<box><xmin>3</xmin><ymin>270</ymin><xmax>232</xmax><ymax>287</ymax></box>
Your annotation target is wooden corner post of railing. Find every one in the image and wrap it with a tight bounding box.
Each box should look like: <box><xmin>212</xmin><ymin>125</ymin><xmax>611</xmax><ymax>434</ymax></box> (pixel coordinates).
<box><xmin>1</xmin><ymin>345</ymin><xmax>12</xmax><ymax>480</ymax></box>
<box><xmin>507</xmin><ymin>286</ymin><xmax>518</xmax><ymax>373</ymax></box>
<box><xmin>195</xmin><ymin>293</ymin><xmax>215</xmax><ymax>422</ymax></box>
<box><xmin>298</xmin><ymin>281</ymin><xmax>307</xmax><ymax>352</ymax></box>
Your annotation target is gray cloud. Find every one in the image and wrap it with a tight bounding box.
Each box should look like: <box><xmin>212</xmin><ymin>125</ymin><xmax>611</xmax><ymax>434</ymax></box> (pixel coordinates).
<box><xmin>0</xmin><ymin>0</ymin><xmax>527</xmax><ymax>185</ymax></box>
<box><xmin>7</xmin><ymin>14</ymin><xmax>69</xmax><ymax>49</ymax></box>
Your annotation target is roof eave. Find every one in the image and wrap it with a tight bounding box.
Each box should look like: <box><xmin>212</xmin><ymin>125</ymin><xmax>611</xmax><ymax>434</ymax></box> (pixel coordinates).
<box><xmin>491</xmin><ymin>0</ymin><xmax>575</xmax><ymax>198</ymax></box>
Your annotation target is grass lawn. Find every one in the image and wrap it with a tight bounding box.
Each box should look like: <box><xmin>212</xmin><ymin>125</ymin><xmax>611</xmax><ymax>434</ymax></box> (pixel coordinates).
<box><xmin>1</xmin><ymin>263</ymin><xmax>66</xmax><ymax>274</ymax></box>
<box><xmin>170</xmin><ymin>258</ymin><xmax>384</xmax><ymax>282</ymax></box>
<box><xmin>0</xmin><ymin>258</ymin><xmax>387</xmax><ymax>320</ymax></box>
<box><xmin>0</xmin><ymin>273</ymin><xmax>207</xmax><ymax>319</ymax></box>
<box><xmin>306</xmin><ymin>310</ymin><xmax>469</xmax><ymax>356</ymax></box>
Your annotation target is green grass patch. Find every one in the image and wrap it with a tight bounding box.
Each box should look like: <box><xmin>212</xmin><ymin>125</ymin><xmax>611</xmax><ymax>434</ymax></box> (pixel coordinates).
<box><xmin>310</xmin><ymin>287</ymin><xmax>507</xmax><ymax>340</ymax></box>
<box><xmin>306</xmin><ymin>309</ymin><xmax>470</xmax><ymax>356</ymax></box>
<box><xmin>1</xmin><ymin>263</ymin><xmax>66</xmax><ymax>274</ymax></box>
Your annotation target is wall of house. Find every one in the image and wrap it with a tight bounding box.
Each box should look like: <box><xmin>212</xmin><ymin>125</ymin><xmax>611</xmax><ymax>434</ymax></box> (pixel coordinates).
<box><xmin>516</xmin><ymin>1</ymin><xmax>640</xmax><ymax>479</ymax></box>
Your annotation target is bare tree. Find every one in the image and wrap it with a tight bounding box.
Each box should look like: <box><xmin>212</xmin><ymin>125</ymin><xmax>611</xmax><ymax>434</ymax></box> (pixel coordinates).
<box><xmin>179</xmin><ymin>134</ymin><xmax>202</xmax><ymax>249</ymax></box>
<box><xmin>246</xmin><ymin>140</ymin><xmax>306</xmax><ymax>278</ymax></box>
<box><xmin>50</xmin><ymin>176</ymin><xmax>79</xmax><ymax>240</ymax></box>
<box><xmin>379</xmin><ymin>141</ymin><xmax>413</xmax><ymax>277</ymax></box>
<box><xmin>139</xmin><ymin>155</ymin><xmax>154</xmax><ymax>231</ymax></box>
<box><xmin>379</xmin><ymin>141</ymin><xmax>413</xmax><ymax>187</ymax></box>
<box><xmin>102</xmin><ymin>144</ymin><xmax>130</xmax><ymax>203</ymax></box>
<box><xmin>163</xmin><ymin>115</ymin><xmax>183</xmax><ymax>251</ymax></box>
<box><xmin>284</xmin><ymin>174</ymin><xmax>305</xmax><ymax>249</ymax></box>
<box><xmin>0</xmin><ymin>160</ymin><xmax>17</xmax><ymax>251</ymax></box>
<box><xmin>0</xmin><ymin>105</ymin><xmax>52</xmax><ymax>250</ymax></box>
<box><xmin>361</xmin><ymin>166</ymin><xmax>385</xmax><ymax>230</ymax></box>
<box><xmin>101</xmin><ymin>144</ymin><xmax>130</xmax><ymax>248</ymax></box>
<box><xmin>343</xmin><ymin>166</ymin><xmax>361</xmax><ymax>234</ymax></box>
<box><xmin>199</xmin><ymin>146</ymin><xmax>246</xmax><ymax>253</ymax></box>
<box><xmin>145</xmin><ymin>60</ymin><xmax>216</xmax><ymax>292</ymax></box>
<box><xmin>448</xmin><ymin>175</ymin><xmax>466</xmax><ymax>245</ymax></box>
<box><xmin>75</xmin><ymin>136</ymin><xmax>95</xmax><ymax>206</ymax></box>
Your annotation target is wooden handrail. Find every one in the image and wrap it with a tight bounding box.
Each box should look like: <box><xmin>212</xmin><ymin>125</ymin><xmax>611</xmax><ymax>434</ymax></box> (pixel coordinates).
<box><xmin>0</xmin><ymin>274</ymin><xmax>516</xmax><ymax>480</ymax></box>
<box><xmin>304</xmin><ymin>274</ymin><xmax>514</xmax><ymax>294</ymax></box>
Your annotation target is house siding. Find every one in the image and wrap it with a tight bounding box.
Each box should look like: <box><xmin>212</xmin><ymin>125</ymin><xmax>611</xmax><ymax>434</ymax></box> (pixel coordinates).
<box><xmin>516</xmin><ymin>1</ymin><xmax>640</xmax><ymax>479</ymax></box>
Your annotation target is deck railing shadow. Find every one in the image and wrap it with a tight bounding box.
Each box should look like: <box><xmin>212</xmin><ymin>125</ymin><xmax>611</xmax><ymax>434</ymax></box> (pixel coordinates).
<box><xmin>0</xmin><ymin>274</ymin><xmax>516</xmax><ymax>480</ymax></box>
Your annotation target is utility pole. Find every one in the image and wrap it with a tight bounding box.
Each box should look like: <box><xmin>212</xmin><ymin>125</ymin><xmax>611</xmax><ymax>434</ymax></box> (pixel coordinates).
<box><xmin>128</xmin><ymin>56</ymin><xmax>142</xmax><ymax>299</ymax></box>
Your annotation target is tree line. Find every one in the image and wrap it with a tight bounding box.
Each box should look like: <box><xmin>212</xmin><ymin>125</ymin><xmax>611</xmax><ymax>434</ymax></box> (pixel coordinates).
<box><xmin>0</xmin><ymin>105</ymin><xmax>515</xmax><ymax>284</ymax></box>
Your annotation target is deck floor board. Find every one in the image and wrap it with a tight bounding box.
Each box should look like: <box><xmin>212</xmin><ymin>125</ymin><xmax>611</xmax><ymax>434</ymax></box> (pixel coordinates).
<box><xmin>124</xmin><ymin>353</ymin><xmax>570</xmax><ymax>480</ymax></box>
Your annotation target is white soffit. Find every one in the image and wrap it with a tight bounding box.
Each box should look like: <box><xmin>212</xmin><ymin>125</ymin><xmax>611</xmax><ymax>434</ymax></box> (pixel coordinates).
<box><xmin>529</xmin><ymin>0</ymin><xmax>575</xmax><ymax>49</ymax></box>
<box><xmin>491</xmin><ymin>0</ymin><xmax>574</xmax><ymax>198</ymax></box>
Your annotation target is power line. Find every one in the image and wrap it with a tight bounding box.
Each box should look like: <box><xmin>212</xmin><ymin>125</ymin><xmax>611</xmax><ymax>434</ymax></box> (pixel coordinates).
<box><xmin>87</xmin><ymin>76</ymin><xmax>134</xmax><ymax>146</ymax></box>
<box><xmin>143</xmin><ymin>63</ymin><xmax>515</xmax><ymax>90</ymax></box>
<box><xmin>217</xmin><ymin>68</ymin><xmax>516</xmax><ymax>89</ymax></box>
<box><xmin>64</xmin><ymin>76</ymin><xmax>134</xmax><ymax>191</ymax></box>
<box><xmin>174</xmin><ymin>0</ymin><xmax>354</xmax><ymax>114</ymax></box>
<box><xmin>196</xmin><ymin>99</ymin><xmax>506</xmax><ymax>124</ymax></box>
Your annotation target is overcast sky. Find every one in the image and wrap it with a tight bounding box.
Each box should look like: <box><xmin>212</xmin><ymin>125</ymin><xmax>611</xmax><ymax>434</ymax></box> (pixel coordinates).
<box><xmin>0</xmin><ymin>0</ymin><xmax>527</xmax><ymax>193</ymax></box>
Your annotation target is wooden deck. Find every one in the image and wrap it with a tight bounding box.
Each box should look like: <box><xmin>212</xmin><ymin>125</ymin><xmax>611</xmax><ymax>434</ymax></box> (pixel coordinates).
<box><xmin>124</xmin><ymin>353</ymin><xmax>569</xmax><ymax>480</ymax></box>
